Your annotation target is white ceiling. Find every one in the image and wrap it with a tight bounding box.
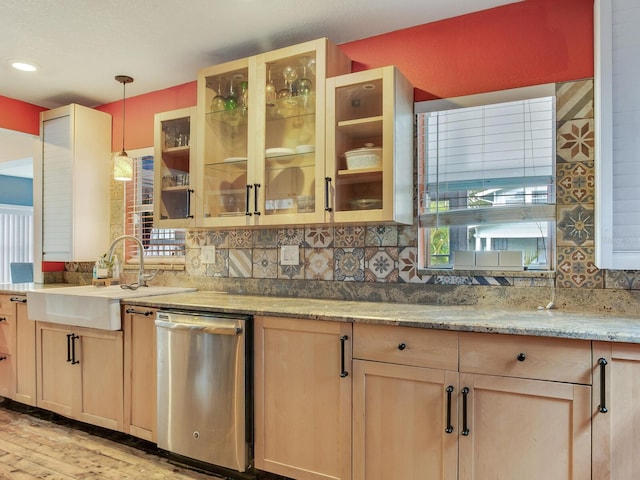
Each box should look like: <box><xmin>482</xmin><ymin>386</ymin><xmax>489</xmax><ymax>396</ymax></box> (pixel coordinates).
<box><xmin>0</xmin><ymin>0</ymin><xmax>520</xmax><ymax>176</ymax></box>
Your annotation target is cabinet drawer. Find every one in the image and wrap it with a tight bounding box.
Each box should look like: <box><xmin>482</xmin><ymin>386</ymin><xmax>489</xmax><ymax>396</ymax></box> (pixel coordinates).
<box><xmin>353</xmin><ymin>323</ymin><xmax>458</xmax><ymax>371</ymax></box>
<box><xmin>0</xmin><ymin>296</ymin><xmax>14</xmax><ymax>316</ymax></box>
<box><xmin>459</xmin><ymin>332</ymin><xmax>591</xmax><ymax>384</ymax></box>
<box><xmin>0</xmin><ymin>314</ymin><xmax>14</xmax><ymax>352</ymax></box>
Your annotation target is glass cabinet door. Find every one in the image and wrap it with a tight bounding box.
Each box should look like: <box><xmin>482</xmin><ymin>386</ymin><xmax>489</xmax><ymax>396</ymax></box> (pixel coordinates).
<box><xmin>154</xmin><ymin>107</ymin><xmax>196</xmax><ymax>227</ymax></box>
<box><xmin>198</xmin><ymin>58</ymin><xmax>254</xmax><ymax>226</ymax></box>
<box><xmin>326</xmin><ymin>66</ymin><xmax>414</xmax><ymax>225</ymax></box>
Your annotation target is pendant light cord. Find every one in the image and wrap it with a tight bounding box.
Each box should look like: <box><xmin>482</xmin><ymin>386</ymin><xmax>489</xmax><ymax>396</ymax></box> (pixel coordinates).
<box><xmin>115</xmin><ymin>75</ymin><xmax>134</xmax><ymax>155</ymax></box>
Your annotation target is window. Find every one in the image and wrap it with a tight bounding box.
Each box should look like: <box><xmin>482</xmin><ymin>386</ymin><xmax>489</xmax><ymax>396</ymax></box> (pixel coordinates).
<box><xmin>417</xmin><ymin>86</ymin><xmax>556</xmax><ymax>271</ymax></box>
<box><xmin>124</xmin><ymin>150</ymin><xmax>185</xmax><ymax>264</ymax></box>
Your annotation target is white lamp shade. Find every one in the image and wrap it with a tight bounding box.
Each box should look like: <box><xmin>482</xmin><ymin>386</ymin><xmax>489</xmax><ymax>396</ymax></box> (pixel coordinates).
<box><xmin>113</xmin><ymin>152</ymin><xmax>133</xmax><ymax>181</ymax></box>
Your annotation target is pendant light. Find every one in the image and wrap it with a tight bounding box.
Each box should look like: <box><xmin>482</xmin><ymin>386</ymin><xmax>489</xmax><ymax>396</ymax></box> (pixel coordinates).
<box><xmin>113</xmin><ymin>75</ymin><xmax>134</xmax><ymax>181</ymax></box>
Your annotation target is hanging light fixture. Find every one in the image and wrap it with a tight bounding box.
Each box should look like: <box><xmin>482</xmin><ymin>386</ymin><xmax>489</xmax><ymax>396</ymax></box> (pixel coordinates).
<box><xmin>113</xmin><ymin>74</ymin><xmax>134</xmax><ymax>181</ymax></box>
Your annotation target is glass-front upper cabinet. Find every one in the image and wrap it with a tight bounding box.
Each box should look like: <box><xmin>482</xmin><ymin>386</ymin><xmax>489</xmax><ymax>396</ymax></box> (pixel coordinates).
<box><xmin>196</xmin><ymin>38</ymin><xmax>350</xmax><ymax>227</ymax></box>
<box><xmin>153</xmin><ymin>107</ymin><xmax>196</xmax><ymax>228</ymax></box>
<box><xmin>325</xmin><ymin>66</ymin><xmax>414</xmax><ymax>225</ymax></box>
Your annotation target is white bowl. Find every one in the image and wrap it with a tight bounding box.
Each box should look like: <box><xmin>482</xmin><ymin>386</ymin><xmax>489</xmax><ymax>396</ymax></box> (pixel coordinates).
<box><xmin>344</xmin><ymin>146</ymin><xmax>382</xmax><ymax>170</ymax></box>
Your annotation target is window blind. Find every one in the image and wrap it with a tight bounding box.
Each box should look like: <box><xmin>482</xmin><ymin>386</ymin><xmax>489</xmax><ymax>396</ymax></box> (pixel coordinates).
<box><xmin>0</xmin><ymin>205</ymin><xmax>33</xmax><ymax>283</ymax></box>
<box><xmin>418</xmin><ymin>96</ymin><xmax>555</xmax><ymax>227</ymax></box>
<box><xmin>595</xmin><ymin>0</ymin><xmax>640</xmax><ymax>268</ymax></box>
<box><xmin>124</xmin><ymin>155</ymin><xmax>185</xmax><ymax>260</ymax></box>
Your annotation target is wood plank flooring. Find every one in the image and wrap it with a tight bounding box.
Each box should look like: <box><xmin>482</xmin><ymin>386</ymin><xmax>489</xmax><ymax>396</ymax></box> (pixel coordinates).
<box><xmin>0</xmin><ymin>399</ymin><xmax>225</xmax><ymax>480</ymax></box>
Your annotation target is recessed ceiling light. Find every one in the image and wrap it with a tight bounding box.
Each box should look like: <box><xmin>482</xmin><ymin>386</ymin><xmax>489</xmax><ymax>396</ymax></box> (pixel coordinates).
<box><xmin>11</xmin><ymin>61</ymin><xmax>38</xmax><ymax>72</ymax></box>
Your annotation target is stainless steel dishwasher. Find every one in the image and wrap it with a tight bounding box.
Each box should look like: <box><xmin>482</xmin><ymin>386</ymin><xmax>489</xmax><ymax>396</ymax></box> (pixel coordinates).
<box><xmin>155</xmin><ymin>309</ymin><xmax>253</xmax><ymax>475</ymax></box>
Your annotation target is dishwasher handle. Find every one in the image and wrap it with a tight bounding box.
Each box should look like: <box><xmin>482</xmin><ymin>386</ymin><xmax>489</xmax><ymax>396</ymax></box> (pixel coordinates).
<box><xmin>155</xmin><ymin>319</ymin><xmax>242</xmax><ymax>336</ymax></box>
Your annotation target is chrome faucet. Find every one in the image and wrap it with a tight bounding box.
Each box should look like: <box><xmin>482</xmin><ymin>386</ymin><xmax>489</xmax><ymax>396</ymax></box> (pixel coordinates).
<box><xmin>106</xmin><ymin>235</ymin><xmax>158</xmax><ymax>287</ymax></box>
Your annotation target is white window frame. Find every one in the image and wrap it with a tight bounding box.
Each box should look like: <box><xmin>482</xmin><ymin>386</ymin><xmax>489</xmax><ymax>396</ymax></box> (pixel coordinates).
<box><xmin>416</xmin><ymin>84</ymin><xmax>557</xmax><ymax>271</ymax></box>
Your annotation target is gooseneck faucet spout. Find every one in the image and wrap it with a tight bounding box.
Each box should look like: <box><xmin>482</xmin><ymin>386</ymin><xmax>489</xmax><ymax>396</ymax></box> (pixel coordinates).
<box><xmin>106</xmin><ymin>235</ymin><xmax>157</xmax><ymax>287</ymax></box>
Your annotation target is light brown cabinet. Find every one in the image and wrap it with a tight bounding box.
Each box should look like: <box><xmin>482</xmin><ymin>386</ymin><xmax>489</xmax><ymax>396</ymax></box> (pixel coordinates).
<box><xmin>592</xmin><ymin>342</ymin><xmax>640</xmax><ymax>479</ymax></box>
<box><xmin>122</xmin><ymin>305</ymin><xmax>157</xmax><ymax>442</ymax></box>
<box><xmin>0</xmin><ymin>296</ymin><xmax>15</xmax><ymax>398</ymax></box>
<box><xmin>325</xmin><ymin>66</ymin><xmax>414</xmax><ymax>224</ymax></box>
<box><xmin>197</xmin><ymin>38</ymin><xmax>351</xmax><ymax>228</ymax></box>
<box><xmin>352</xmin><ymin>324</ymin><xmax>459</xmax><ymax>480</ymax></box>
<box><xmin>254</xmin><ymin>315</ymin><xmax>352</xmax><ymax>480</ymax></box>
<box><xmin>154</xmin><ymin>107</ymin><xmax>197</xmax><ymax>227</ymax></box>
<box><xmin>36</xmin><ymin>322</ymin><xmax>124</xmax><ymax>431</ymax></box>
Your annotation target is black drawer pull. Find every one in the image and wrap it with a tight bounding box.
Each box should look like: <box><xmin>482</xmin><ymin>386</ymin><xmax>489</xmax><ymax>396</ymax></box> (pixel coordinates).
<box><xmin>10</xmin><ymin>297</ymin><xmax>27</xmax><ymax>303</ymax></box>
<box><xmin>445</xmin><ymin>385</ymin><xmax>454</xmax><ymax>434</ymax></box>
<box><xmin>397</xmin><ymin>343</ymin><xmax>406</xmax><ymax>351</ymax></box>
<box><xmin>516</xmin><ymin>353</ymin><xmax>526</xmax><ymax>362</ymax></box>
<box><xmin>461</xmin><ymin>387</ymin><xmax>470</xmax><ymax>436</ymax></box>
<box><xmin>0</xmin><ymin>356</ymin><xmax>7</xmax><ymax>361</ymax></box>
<box><xmin>598</xmin><ymin>357</ymin><xmax>608</xmax><ymax>413</ymax></box>
<box><xmin>66</xmin><ymin>334</ymin><xmax>73</xmax><ymax>362</ymax></box>
<box><xmin>245</xmin><ymin>185</ymin><xmax>253</xmax><ymax>216</ymax></box>
<box><xmin>125</xmin><ymin>308</ymin><xmax>154</xmax><ymax>316</ymax></box>
<box><xmin>70</xmin><ymin>334</ymin><xmax>80</xmax><ymax>365</ymax></box>
<box><xmin>0</xmin><ymin>317</ymin><xmax>6</xmax><ymax>322</ymax></box>
<box><xmin>340</xmin><ymin>335</ymin><xmax>349</xmax><ymax>378</ymax></box>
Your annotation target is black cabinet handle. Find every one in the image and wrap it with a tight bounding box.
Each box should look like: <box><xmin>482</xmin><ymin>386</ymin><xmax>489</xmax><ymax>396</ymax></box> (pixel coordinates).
<box><xmin>324</xmin><ymin>177</ymin><xmax>333</xmax><ymax>212</ymax></box>
<box><xmin>125</xmin><ymin>307</ymin><xmax>154</xmax><ymax>316</ymax></box>
<box><xmin>517</xmin><ymin>353</ymin><xmax>526</xmax><ymax>362</ymax></box>
<box><xmin>245</xmin><ymin>185</ymin><xmax>253</xmax><ymax>216</ymax></box>
<box><xmin>253</xmin><ymin>183</ymin><xmax>261</xmax><ymax>216</ymax></box>
<box><xmin>445</xmin><ymin>385</ymin><xmax>454</xmax><ymax>434</ymax></box>
<box><xmin>397</xmin><ymin>343</ymin><xmax>406</xmax><ymax>351</ymax></box>
<box><xmin>10</xmin><ymin>296</ymin><xmax>27</xmax><ymax>303</ymax></box>
<box><xmin>340</xmin><ymin>335</ymin><xmax>349</xmax><ymax>378</ymax></box>
<box><xmin>0</xmin><ymin>317</ymin><xmax>6</xmax><ymax>322</ymax></box>
<box><xmin>70</xmin><ymin>334</ymin><xmax>79</xmax><ymax>365</ymax></box>
<box><xmin>598</xmin><ymin>357</ymin><xmax>608</xmax><ymax>413</ymax></box>
<box><xmin>186</xmin><ymin>189</ymin><xmax>194</xmax><ymax>218</ymax></box>
<box><xmin>66</xmin><ymin>334</ymin><xmax>73</xmax><ymax>362</ymax></box>
<box><xmin>461</xmin><ymin>387</ymin><xmax>470</xmax><ymax>436</ymax></box>
<box><xmin>0</xmin><ymin>356</ymin><xmax>7</xmax><ymax>361</ymax></box>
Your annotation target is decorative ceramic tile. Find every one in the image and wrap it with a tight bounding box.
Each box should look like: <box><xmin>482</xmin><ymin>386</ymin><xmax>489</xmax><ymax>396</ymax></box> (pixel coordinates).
<box><xmin>186</xmin><ymin>230</ymin><xmax>207</xmax><ymax>248</ymax></box>
<box><xmin>305</xmin><ymin>226</ymin><xmax>334</xmax><ymax>248</ymax></box>
<box><xmin>304</xmin><ymin>248</ymin><xmax>334</xmax><ymax>281</ymax></box>
<box><xmin>398</xmin><ymin>247</ymin><xmax>427</xmax><ymax>283</ymax></box>
<box><xmin>471</xmin><ymin>276</ymin><xmax>512</xmax><ymax>286</ymax></box>
<box><xmin>253</xmin><ymin>229</ymin><xmax>277</xmax><ymax>247</ymax></box>
<box><xmin>398</xmin><ymin>224</ymin><xmax>418</xmax><ymax>247</ymax></box>
<box><xmin>228</xmin><ymin>249</ymin><xmax>252</xmax><ymax>278</ymax></box>
<box><xmin>278</xmin><ymin>249</ymin><xmax>304</xmax><ymax>280</ymax></box>
<box><xmin>365</xmin><ymin>225</ymin><xmax>398</xmax><ymax>247</ymax></box>
<box><xmin>557</xmin><ymin>204</ymin><xmax>595</xmax><ymax>247</ymax></box>
<box><xmin>557</xmin><ymin>119</ymin><xmax>594</xmax><ymax>162</ymax></box>
<box><xmin>206</xmin><ymin>230</ymin><xmax>229</xmax><ymax>248</ymax></box>
<box><xmin>556</xmin><ymin>80</ymin><xmax>594</xmax><ymax>121</ymax></box>
<box><xmin>277</xmin><ymin>228</ymin><xmax>305</xmax><ymax>246</ymax></box>
<box><xmin>556</xmin><ymin>246</ymin><xmax>603</xmax><ymax>288</ymax></box>
<box><xmin>186</xmin><ymin>248</ymin><xmax>206</xmax><ymax>276</ymax></box>
<box><xmin>205</xmin><ymin>248</ymin><xmax>229</xmax><ymax>277</ymax></box>
<box><xmin>228</xmin><ymin>229</ymin><xmax>252</xmax><ymax>248</ymax></box>
<box><xmin>605</xmin><ymin>270</ymin><xmax>640</xmax><ymax>290</ymax></box>
<box><xmin>556</xmin><ymin>162</ymin><xmax>594</xmax><ymax>204</ymax></box>
<box><xmin>334</xmin><ymin>226</ymin><xmax>365</xmax><ymax>248</ymax></box>
<box><xmin>364</xmin><ymin>247</ymin><xmax>398</xmax><ymax>282</ymax></box>
<box><xmin>252</xmin><ymin>248</ymin><xmax>278</xmax><ymax>279</ymax></box>
<box><xmin>334</xmin><ymin>247</ymin><xmax>365</xmax><ymax>281</ymax></box>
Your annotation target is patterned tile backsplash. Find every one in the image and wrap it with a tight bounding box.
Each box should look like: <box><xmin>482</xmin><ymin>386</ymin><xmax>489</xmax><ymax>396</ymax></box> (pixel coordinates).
<box><xmin>59</xmin><ymin>78</ymin><xmax>640</xmax><ymax>312</ymax></box>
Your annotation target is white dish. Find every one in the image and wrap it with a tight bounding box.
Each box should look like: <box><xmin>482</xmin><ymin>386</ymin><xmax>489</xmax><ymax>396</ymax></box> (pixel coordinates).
<box><xmin>223</xmin><ymin>157</ymin><xmax>248</xmax><ymax>163</ymax></box>
<box><xmin>266</xmin><ymin>147</ymin><xmax>296</xmax><ymax>158</ymax></box>
<box><xmin>295</xmin><ymin>144</ymin><xmax>315</xmax><ymax>154</ymax></box>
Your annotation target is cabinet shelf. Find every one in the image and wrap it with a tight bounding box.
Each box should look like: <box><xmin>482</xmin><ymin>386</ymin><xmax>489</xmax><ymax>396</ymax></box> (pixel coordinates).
<box><xmin>161</xmin><ymin>185</ymin><xmax>190</xmax><ymax>193</ymax></box>
<box><xmin>162</xmin><ymin>145</ymin><xmax>190</xmax><ymax>156</ymax></box>
<box><xmin>336</xmin><ymin>167</ymin><xmax>383</xmax><ymax>185</ymax></box>
<box><xmin>337</xmin><ymin>116</ymin><xmax>383</xmax><ymax>137</ymax></box>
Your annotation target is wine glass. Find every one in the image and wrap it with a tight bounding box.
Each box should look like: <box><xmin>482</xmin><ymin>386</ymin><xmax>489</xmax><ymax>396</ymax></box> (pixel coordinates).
<box><xmin>297</xmin><ymin>65</ymin><xmax>312</xmax><ymax>96</ymax></box>
<box><xmin>266</xmin><ymin>64</ymin><xmax>277</xmax><ymax>107</ymax></box>
<box><xmin>282</xmin><ymin>65</ymin><xmax>298</xmax><ymax>96</ymax></box>
<box><xmin>210</xmin><ymin>77</ymin><xmax>226</xmax><ymax>112</ymax></box>
<box><xmin>225</xmin><ymin>79</ymin><xmax>238</xmax><ymax>110</ymax></box>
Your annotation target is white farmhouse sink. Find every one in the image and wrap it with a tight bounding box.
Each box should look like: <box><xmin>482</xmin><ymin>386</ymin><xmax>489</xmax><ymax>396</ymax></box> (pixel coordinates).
<box><xmin>27</xmin><ymin>285</ymin><xmax>195</xmax><ymax>330</ymax></box>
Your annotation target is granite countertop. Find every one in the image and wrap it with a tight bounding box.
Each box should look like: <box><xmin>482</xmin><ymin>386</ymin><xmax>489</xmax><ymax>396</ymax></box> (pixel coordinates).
<box><xmin>123</xmin><ymin>290</ymin><xmax>640</xmax><ymax>344</ymax></box>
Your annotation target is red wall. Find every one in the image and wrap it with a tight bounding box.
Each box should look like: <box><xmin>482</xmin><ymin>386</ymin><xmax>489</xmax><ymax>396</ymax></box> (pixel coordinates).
<box><xmin>0</xmin><ymin>95</ymin><xmax>46</xmax><ymax>135</ymax></box>
<box><xmin>2</xmin><ymin>0</ymin><xmax>594</xmax><ymax>148</ymax></box>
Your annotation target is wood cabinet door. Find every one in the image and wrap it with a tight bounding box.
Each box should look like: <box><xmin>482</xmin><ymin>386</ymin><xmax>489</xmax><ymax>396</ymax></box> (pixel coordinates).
<box><xmin>14</xmin><ymin>300</ymin><xmax>36</xmax><ymax>406</ymax></box>
<box><xmin>123</xmin><ymin>307</ymin><xmax>157</xmax><ymax>441</ymax></box>
<box><xmin>458</xmin><ymin>373</ymin><xmax>591</xmax><ymax>480</ymax></box>
<box><xmin>76</xmin><ymin>327</ymin><xmax>124</xmax><ymax>431</ymax></box>
<box><xmin>254</xmin><ymin>315</ymin><xmax>352</xmax><ymax>480</ymax></box>
<box><xmin>592</xmin><ymin>342</ymin><xmax>640</xmax><ymax>480</ymax></box>
<box><xmin>352</xmin><ymin>360</ymin><xmax>458</xmax><ymax>480</ymax></box>
<box><xmin>36</xmin><ymin>322</ymin><xmax>75</xmax><ymax>417</ymax></box>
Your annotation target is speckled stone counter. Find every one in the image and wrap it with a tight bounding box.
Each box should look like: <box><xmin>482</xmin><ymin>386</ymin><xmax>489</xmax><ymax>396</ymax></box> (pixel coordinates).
<box><xmin>123</xmin><ymin>290</ymin><xmax>640</xmax><ymax>344</ymax></box>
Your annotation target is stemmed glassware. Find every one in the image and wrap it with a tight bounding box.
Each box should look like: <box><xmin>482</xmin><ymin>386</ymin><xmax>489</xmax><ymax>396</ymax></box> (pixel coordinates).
<box><xmin>210</xmin><ymin>77</ymin><xmax>226</xmax><ymax>112</ymax></box>
<box><xmin>266</xmin><ymin>64</ymin><xmax>277</xmax><ymax>107</ymax></box>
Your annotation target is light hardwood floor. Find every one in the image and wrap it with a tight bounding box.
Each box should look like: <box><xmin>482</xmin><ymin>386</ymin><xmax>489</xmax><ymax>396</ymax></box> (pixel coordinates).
<box><xmin>0</xmin><ymin>400</ymin><xmax>222</xmax><ymax>480</ymax></box>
